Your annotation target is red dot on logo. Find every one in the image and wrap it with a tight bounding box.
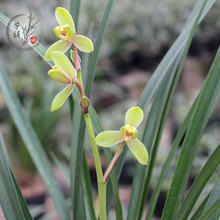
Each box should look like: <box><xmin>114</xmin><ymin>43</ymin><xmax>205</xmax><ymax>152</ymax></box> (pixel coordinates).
<box><xmin>30</xmin><ymin>37</ymin><xmax>37</xmax><ymax>44</ymax></box>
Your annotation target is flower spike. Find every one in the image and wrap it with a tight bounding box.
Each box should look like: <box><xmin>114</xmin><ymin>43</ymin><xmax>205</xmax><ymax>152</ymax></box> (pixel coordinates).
<box><xmin>44</xmin><ymin>7</ymin><xmax>94</xmax><ymax>60</ymax></box>
<box><xmin>96</xmin><ymin>107</ymin><xmax>148</xmax><ymax>165</ymax></box>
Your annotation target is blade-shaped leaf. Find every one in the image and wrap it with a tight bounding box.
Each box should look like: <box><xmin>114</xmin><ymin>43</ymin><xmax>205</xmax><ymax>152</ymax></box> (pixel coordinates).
<box><xmin>128</xmin><ymin>49</ymin><xmax>184</xmax><ymax>220</ymax></box>
<box><xmin>82</xmin><ymin>23</ymin><xmax>94</xmax><ymax>84</ymax></box>
<box><xmin>70</xmin><ymin>103</ymin><xmax>86</xmax><ymax>220</ymax></box>
<box><xmin>190</xmin><ymin>194</ymin><xmax>210</xmax><ymax>220</ymax></box>
<box><xmin>82</xmin><ymin>152</ymin><xmax>96</xmax><ymax>220</ymax></box>
<box><xmin>85</xmin><ymin>0</ymin><xmax>115</xmax><ymax>97</ymax></box>
<box><xmin>127</xmin><ymin>1</ymin><xmax>215</xmax><ymax>217</ymax></box>
<box><xmin>70</xmin><ymin>0</ymin><xmax>81</xmax><ymax>31</ymax></box>
<box><xmin>0</xmin><ymin>134</ymin><xmax>26</xmax><ymax>220</ymax></box>
<box><xmin>10</xmin><ymin>170</ymin><xmax>33</xmax><ymax>220</ymax></box>
<box><xmin>145</xmin><ymin>96</ymin><xmax>198</xmax><ymax>220</ymax></box>
<box><xmin>198</xmin><ymin>198</ymin><xmax>220</xmax><ymax>220</ymax></box>
<box><xmin>0</xmin><ymin>62</ymin><xmax>70</xmax><ymax>220</ymax></box>
<box><xmin>136</xmin><ymin>0</ymin><xmax>211</xmax><ymax>215</ymax></box>
<box><xmin>202</xmin><ymin>176</ymin><xmax>220</xmax><ymax>220</ymax></box>
<box><xmin>177</xmin><ymin>144</ymin><xmax>220</xmax><ymax>219</ymax></box>
<box><xmin>161</xmin><ymin>47</ymin><xmax>220</xmax><ymax>219</ymax></box>
<box><xmin>137</xmin><ymin>0</ymin><xmax>215</xmax><ymax>111</ymax></box>
<box><xmin>51</xmin><ymin>153</ymin><xmax>70</xmax><ymax>185</ymax></box>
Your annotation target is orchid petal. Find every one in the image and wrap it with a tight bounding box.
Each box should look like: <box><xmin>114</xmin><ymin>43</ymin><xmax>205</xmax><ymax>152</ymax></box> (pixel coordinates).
<box><xmin>127</xmin><ymin>138</ymin><xmax>148</xmax><ymax>165</ymax></box>
<box><xmin>96</xmin><ymin>131</ymin><xmax>123</xmax><ymax>147</ymax></box>
<box><xmin>44</xmin><ymin>40</ymin><xmax>71</xmax><ymax>60</ymax></box>
<box><xmin>48</xmin><ymin>67</ymin><xmax>71</xmax><ymax>84</ymax></box>
<box><xmin>73</xmin><ymin>35</ymin><xmax>94</xmax><ymax>53</ymax></box>
<box><xmin>125</xmin><ymin>106</ymin><xmax>144</xmax><ymax>128</ymax></box>
<box><xmin>55</xmin><ymin>7</ymin><xmax>75</xmax><ymax>33</ymax></box>
<box><xmin>51</xmin><ymin>84</ymin><xmax>73</xmax><ymax>111</ymax></box>
<box><xmin>50</xmin><ymin>51</ymin><xmax>76</xmax><ymax>79</ymax></box>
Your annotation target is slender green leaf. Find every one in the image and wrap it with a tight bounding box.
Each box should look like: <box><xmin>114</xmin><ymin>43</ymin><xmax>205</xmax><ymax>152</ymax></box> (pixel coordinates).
<box><xmin>128</xmin><ymin>1</ymin><xmax>215</xmax><ymax>217</ymax></box>
<box><xmin>70</xmin><ymin>103</ymin><xmax>86</xmax><ymax>220</ymax></box>
<box><xmin>190</xmin><ymin>194</ymin><xmax>210</xmax><ymax>220</ymax></box>
<box><xmin>177</xmin><ymin>144</ymin><xmax>220</xmax><ymax>219</ymax></box>
<box><xmin>85</xmin><ymin>0</ymin><xmax>115</xmax><ymax>97</ymax></box>
<box><xmin>128</xmin><ymin>49</ymin><xmax>183</xmax><ymax>220</ymax></box>
<box><xmin>68</xmin><ymin>96</ymin><xmax>75</xmax><ymax>121</ymax></box>
<box><xmin>137</xmin><ymin>0</ymin><xmax>212</xmax><ymax>215</ymax></box>
<box><xmin>0</xmin><ymin>62</ymin><xmax>70</xmax><ymax>220</ymax></box>
<box><xmin>10</xmin><ymin>170</ymin><xmax>33</xmax><ymax>220</ymax></box>
<box><xmin>82</xmin><ymin>152</ymin><xmax>96</xmax><ymax>220</ymax></box>
<box><xmin>161</xmin><ymin>47</ymin><xmax>220</xmax><ymax>219</ymax></box>
<box><xmin>51</xmin><ymin>153</ymin><xmax>70</xmax><ymax>185</ymax></box>
<box><xmin>145</xmin><ymin>97</ymin><xmax>198</xmax><ymax>220</ymax></box>
<box><xmin>70</xmin><ymin>0</ymin><xmax>81</xmax><ymax>31</ymax></box>
<box><xmin>0</xmin><ymin>133</ymin><xmax>28</xmax><ymax>220</ymax></box>
<box><xmin>202</xmin><ymin>176</ymin><xmax>220</xmax><ymax>220</ymax></box>
<box><xmin>0</xmin><ymin>12</ymin><xmax>9</xmax><ymax>26</ymax></box>
<box><xmin>137</xmin><ymin>0</ymin><xmax>215</xmax><ymax>111</ymax></box>
<box><xmin>82</xmin><ymin>23</ymin><xmax>94</xmax><ymax>85</ymax></box>
<box><xmin>198</xmin><ymin>198</ymin><xmax>220</xmax><ymax>220</ymax></box>
<box><xmin>52</xmin><ymin>144</ymin><xmax>95</xmax><ymax>220</ymax></box>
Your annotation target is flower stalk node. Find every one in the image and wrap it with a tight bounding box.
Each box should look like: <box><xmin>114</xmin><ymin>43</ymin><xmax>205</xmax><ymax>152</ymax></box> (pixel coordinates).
<box><xmin>80</xmin><ymin>96</ymin><xmax>90</xmax><ymax>114</ymax></box>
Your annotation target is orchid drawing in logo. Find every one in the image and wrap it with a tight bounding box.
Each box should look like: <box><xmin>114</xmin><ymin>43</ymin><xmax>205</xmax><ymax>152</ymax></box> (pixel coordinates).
<box><xmin>6</xmin><ymin>8</ymin><xmax>41</xmax><ymax>50</ymax></box>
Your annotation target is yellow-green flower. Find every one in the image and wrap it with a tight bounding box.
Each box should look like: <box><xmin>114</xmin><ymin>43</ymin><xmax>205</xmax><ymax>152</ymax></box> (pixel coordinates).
<box><xmin>48</xmin><ymin>51</ymin><xmax>77</xmax><ymax>111</ymax></box>
<box><xmin>44</xmin><ymin>7</ymin><xmax>93</xmax><ymax>60</ymax></box>
<box><xmin>96</xmin><ymin>107</ymin><xmax>148</xmax><ymax>165</ymax></box>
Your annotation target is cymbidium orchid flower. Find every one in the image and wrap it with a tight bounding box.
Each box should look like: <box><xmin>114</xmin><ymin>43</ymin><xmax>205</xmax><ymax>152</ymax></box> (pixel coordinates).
<box><xmin>48</xmin><ymin>51</ymin><xmax>78</xmax><ymax>111</ymax></box>
<box><xmin>96</xmin><ymin>107</ymin><xmax>148</xmax><ymax>165</ymax></box>
<box><xmin>44</xmin><ymin>7</ymin><xmax>93</xmax><ymax>60</ymax></box>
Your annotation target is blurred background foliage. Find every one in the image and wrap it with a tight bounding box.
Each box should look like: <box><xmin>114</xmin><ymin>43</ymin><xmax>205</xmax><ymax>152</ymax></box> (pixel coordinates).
<box><xmin>0</xmin><ymin>0</ymin><xmax>220</xmax><ymax>217</ymax></box>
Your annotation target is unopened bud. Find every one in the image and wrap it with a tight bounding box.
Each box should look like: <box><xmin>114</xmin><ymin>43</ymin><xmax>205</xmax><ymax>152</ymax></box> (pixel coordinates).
<box><xmin>80</xmin><ymin>96</ymin><xmax>90</xmax><ymax>114</ymax></box>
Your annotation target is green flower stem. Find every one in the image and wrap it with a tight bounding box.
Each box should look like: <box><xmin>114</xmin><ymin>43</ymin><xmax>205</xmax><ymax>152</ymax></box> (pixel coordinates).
<box><xmin>73</xmin><ymin>44</ymin><xmax>106</xmax><ymax>219</ymax></box>
<box><xmin>103</xmin><ymin>141</ymin><xmax>125</xmax><ymax>183</ymax></box>
<box><xmin>84</xmin><ymin>113</ymin><xmax>107</xmax><ymax>220</ymax></box>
